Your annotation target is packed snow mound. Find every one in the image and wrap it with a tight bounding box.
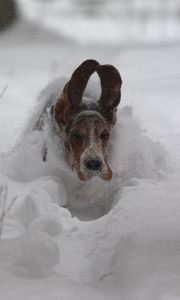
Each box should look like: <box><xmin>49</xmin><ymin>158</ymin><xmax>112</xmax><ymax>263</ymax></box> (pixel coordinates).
<box><xmin>13</xmin><ymin>231</ymin><xmax>60</xmax><ymax>278</ymax></box>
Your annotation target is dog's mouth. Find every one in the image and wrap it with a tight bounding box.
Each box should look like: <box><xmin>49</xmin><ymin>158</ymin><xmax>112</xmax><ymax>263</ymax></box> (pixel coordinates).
<box><xmin>77</xmin><ymin>170</ymin><xmax>112</xmax><ymax>181</ymax></box>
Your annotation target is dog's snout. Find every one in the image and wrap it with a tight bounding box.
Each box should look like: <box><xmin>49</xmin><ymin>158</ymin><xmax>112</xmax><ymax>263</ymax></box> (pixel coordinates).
<box><xmin>85</xmin><ymin>159</ymin><xmax>102</xmax><ymax>171</ymax></box>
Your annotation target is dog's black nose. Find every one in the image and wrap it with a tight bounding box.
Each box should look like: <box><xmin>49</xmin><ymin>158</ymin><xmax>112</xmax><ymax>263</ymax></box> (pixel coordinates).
<box><xmin>85</xmin><ymin>159</ymin><xmax>102</xmax><ymax>171</ymax></box>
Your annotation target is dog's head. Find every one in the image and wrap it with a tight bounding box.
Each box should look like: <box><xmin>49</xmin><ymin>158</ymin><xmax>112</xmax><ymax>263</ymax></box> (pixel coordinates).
<box><xmin>53</xmin><ymin>59</ymin><xmax>122</xmax><ymax>181</ymax></box>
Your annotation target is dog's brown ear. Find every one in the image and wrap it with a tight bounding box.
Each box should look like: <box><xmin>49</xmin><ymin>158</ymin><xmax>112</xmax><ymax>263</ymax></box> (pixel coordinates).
<box><xmin>66</xmin><ymin>59</ymin><xmax>99</xmax><ymax>108</ymax></box>
<box><xmin>54</xmin><ymin>59</ymin><xmax>99</xmax><ymax>126</ymax></box>
<box><xmin>97</xmin><ymin>64</ymin><xmax>122</xmax><ymax>124</ymax></box>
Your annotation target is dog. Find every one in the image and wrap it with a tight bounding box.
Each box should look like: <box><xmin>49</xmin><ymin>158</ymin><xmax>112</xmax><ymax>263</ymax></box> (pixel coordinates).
<box><xmin>40</xmin><ymin>59</ymin><xmax>122</xmax><ymax>182</ymax></box>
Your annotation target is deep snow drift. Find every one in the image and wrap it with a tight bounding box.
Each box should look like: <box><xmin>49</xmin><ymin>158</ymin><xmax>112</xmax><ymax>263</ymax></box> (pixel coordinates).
<box><xmin>0</xmin><ymin>21</ymin><xmax>180</xmax><ymax>300</ymax></box>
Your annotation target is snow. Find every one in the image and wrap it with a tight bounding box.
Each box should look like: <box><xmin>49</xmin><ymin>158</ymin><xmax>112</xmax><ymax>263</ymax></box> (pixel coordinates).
<box><xmin>16</xmin><ymin>0</ymin><xmax>180</xmax><ymax>44</ymax></box>
<box><xmin>0</xmin><ymin>17</ymin><xmax>180</xmax><ymax>300</ymax></box>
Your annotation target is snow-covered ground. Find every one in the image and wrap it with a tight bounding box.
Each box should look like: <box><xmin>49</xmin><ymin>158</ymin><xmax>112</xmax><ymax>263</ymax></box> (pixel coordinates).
<box><xmin>0</xmin><ymin>20</ymin><xmax>180</xmax><ymax>300</ymax></box>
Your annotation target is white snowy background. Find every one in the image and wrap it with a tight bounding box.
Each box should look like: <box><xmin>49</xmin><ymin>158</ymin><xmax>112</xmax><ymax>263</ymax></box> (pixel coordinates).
<box><xmin>0</xmin><ymin>0</ymin><xmax>180</xmax><ymax>299</ymax></box>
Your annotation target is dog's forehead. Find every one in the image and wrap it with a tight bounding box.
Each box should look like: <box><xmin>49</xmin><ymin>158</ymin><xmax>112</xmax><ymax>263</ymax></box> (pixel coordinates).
<box><xmin>67</xmin><ymin>111</ymin><xmax>107</xmax><ymax>134</ymax></box>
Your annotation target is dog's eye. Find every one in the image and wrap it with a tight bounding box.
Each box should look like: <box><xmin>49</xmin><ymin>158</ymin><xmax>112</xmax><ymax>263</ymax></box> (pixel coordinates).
<box><xmin>71</xmin><ymin>133</ymin><xmax>83</xmax><ymax>141</ymax></box>
<box><xmin>99</xmin><ymin>131</ymin><xmax>109</xmax><ymax>141</ymax></box>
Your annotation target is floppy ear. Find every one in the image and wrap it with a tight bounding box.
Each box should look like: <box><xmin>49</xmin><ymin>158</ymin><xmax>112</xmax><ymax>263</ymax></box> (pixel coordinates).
<box><xmin>97</xmin><ymin>64</ymin><xmax>122</xmax><ymax>124</ymax></box>
<box><xmin>54</xmin><ymin>59</ymin><xmax>99</xmax><ymax>126</ymax></box>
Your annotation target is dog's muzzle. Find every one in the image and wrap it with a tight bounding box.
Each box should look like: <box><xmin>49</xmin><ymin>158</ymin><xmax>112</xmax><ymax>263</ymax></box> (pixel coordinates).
<box><xmin>85</xmin><ymin>159</ymin><xmax>102</xmax><ymax>171</ymax></box>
